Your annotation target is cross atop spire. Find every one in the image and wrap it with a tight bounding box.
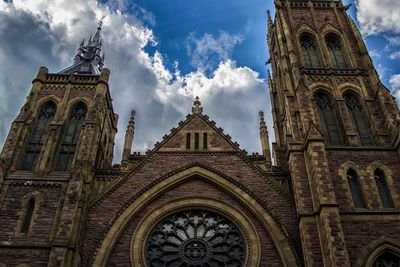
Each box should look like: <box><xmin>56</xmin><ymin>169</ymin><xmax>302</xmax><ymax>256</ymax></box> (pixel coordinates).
<box><xmin>192</xmin><ymin>96</ymin><xmax>203</xmax><ymax>114</ymax></box>
<box><xmin>59</xmin><ymin>19</ymin><xmax>105</xmax><ymax>75</ymax></box>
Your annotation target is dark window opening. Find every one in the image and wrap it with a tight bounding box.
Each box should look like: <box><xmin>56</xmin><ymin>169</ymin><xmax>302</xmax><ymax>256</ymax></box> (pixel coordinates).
<box><xmin>347</xmin><ymin>169</ymin><xmax>366</xmax><ymax>208</ymax></box>
<box><xmin>55</xmin><ymin>102</ymin><xmax>87</xmax><ymax>171</ymax></box>
<box><xmin>20</xmin><ymin>101</ymin><xmax>56</xmax><ymax>170</ymax></box>
<box><xmin>21</xmin><ymin>198</ymin><xmax>35</xmax><ymax>233</ymax></box>
<box><xmin>325</xmin><ymin>34</ymin><xmax>347</xmax><ymax>69</ymax></box>
<box><xmin>373</xmin><ymin>251</ymin><xmax>400</xmax><ymax>267</ymax></box>
<box><xmin>203</xmin><ymin>133</ymin><xmax>208</xmax><ymax>149</ymax></box>
<box><xmin>374</xmin><ymin>170</ymin><xmax>394</xmax><ymax>208</ymax></box>
<box><xmin>344</xmin><ymin>93</ymin><xmax>374</xmax><ymax>145</ymax></box>
<box><xmin>194</xmin><ymin>133</ymin><xmax>199</xmax><ymax>150</ymax></box>
<box><xmin>315</xmin><ymin>92</ymin><xmax>343</xmax><ymax>145</ymax></box>
<box><xmin>186</xmin><ymin>133</ymin><xmax>191</xmax><ymax>149</ymax></box>
<box><xmin>300</xmin><ymin>34</ymin><xmax>321</xmax><ymax>68</ymax></box>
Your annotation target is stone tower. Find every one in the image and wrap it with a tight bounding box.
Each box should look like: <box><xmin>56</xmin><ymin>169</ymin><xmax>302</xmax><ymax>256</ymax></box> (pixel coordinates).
<box><xmin>0</xmin><ymin>22</ymin><xmax>118</xmax><ymax>266</ymax></box>
<box><xmin>267</xmin><ymin>0</ymin><xmax>400</xmax><ymax>266</ymax></box>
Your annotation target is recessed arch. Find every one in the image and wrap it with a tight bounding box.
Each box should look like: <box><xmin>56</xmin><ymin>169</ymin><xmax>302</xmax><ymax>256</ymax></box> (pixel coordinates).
<box><xmin>20</xmin><ymin>100</ymin><xmax>57</xmax><ymax>170</ymax></box>
<box><xmin>355</xmin><ymin>237</ymin><xmax>400</xmax><ymax>267</ymax></box>
<box><xmin>313</xmin><ymin>90</ymin><xmax>344</xmax><ymax>145</ymax></box>
<box><xmin>367</xmin><ymin>162</ymin><xmax>399</xmax><ymax>208</ymax></box>
<box><xmin>63</xmin><ymin>97</ymin><xmax>91</xmax><ymax>120</ymax></box>
<box><xmin>343</xmin><ymin>91</ymin><xmax>374</xmax><ymax>145</ymax></box>
<box><xmin>14</xmin><ymin>191</ymin><xmax>43</xmax><ymax>236</ymax></box>
<box><xmin>131</xmin><ymin>197</ymin><xmax>261</xmax><ymax>267</ymax></box>
<box><xmin>92</xmin><ymin>165</ymin><xmax>299</xmax><ymax>267</ymax></box>
<box><xmin>338</xmin><ymin>161</ymin><xmax>369</xmax><ymax>209</ymax></box>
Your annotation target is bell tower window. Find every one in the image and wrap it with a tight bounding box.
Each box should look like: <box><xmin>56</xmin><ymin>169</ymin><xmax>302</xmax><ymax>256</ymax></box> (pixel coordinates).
<box><xmin>315</xmin><ymin>92</ymin><xmax>343</xmax><ymax>145</ymax></box>
<box><xmin>55</xmin><ymin>102</ymin><xmax>87</xmax><ymax>171</ymax></box>
<box><xmin>344</xmin><ymin>93</ymin><xmax>374</xmax><ymax>145</ymax></box>
<box><xmin>300</xmin><ymin>34</ymin><xmax>321</xmax><ymax>68</ymax></box>
<box><xmin>325</xmin><ymin>34</ymin><xmax>347</xmax><ymax>69</ymax></box>
<box><xmin>20</xmin><ymin>101</ymin><xmax>56</xmax><ymax>170</ymax></box>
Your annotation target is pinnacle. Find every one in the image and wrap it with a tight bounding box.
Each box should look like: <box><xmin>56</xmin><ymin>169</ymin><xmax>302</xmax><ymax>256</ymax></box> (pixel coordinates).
<box><xmin>192</xmin><ymin>96</ymin><xmax>203</xmax><ymax>114</ymax></box>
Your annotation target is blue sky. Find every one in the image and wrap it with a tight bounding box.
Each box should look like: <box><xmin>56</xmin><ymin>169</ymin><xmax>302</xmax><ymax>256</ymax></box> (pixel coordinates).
<box><xmin>102</xmin><ymin>0</ymin><xmax>400</xmax><ymax>89</ymax></box>
<box><xmin>0</xmin><ymin>0</ymin><xmax>399</xmax><ymax>162</ymax></box>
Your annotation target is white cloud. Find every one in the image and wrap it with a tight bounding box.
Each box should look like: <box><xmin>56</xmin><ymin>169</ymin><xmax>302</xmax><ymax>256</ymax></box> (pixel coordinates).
<box><xmin>356</xmin><ymin>0</ymin><xmax>400</xmax><ymax>35</ymax></box>
<box><xmin>186</xmin><ymin>31</ymin><xmax>244</xmax><ymax>72</ymax></box>
<box><xmin>369</xmin><ymin>50</ymin><xmax>381</xmax><ymax>58</ymax></box>
<box><xmin>0</xmin><ymin>0</ymin><xmax>269</xmax><ymax>162</ymax></box>
<box><xmin>385</xmin><ymin>36</ymin><xmax>400</xmax><ymax>46</ymax></box>
<box><xmin>389</xmin><ymin>51</ymin><xmax>400</xmax><ymax>60</ymax></box>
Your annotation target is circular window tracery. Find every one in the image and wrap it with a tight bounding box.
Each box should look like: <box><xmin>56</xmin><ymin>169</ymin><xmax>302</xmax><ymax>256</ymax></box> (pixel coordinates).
<box><xmin>145</xmin><ymin>210</ymin><xmax>246</xmax><ymax>267</ymax></box>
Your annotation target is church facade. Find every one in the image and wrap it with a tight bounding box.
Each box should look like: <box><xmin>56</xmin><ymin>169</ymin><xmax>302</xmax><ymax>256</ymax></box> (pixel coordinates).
<box><xmin>0</xmin><ymin>0</ymin><xmax>400</xmax><ymax>266</ymax></box>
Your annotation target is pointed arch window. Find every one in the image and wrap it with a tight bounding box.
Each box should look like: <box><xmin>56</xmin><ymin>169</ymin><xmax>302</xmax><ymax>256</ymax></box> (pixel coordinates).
<box><xmin>374</xmin><ymin>169</ymin><xmax>394</xmax><ymax>208</ymax></box>
<box><xmin>315</xmin><ymin>92</ymin><xmax>343</xmax><ymax>145</ymax></box>
<box><xmin>347</xmin><ymin>169</ymin><xmax>366</xmax><ymax>208</ymax></box>
<box><xmin>325</xmin><ymin>34</ymin><xmax>347</xmax><ymax>69</ymax></box>
<box><xmin>20</xmin><ymin>101</ymin><xmax>56</xmax><ymax>170</ymax></box>
<box><xmin>344</xmin><ymin>93</ymin><xmax>374</xmax><ymax>145</ymax></box>
<box><xmin>300</xmin><ymin>34</ymin><xmax>321</xmax><ymax>68</ymax></box>
<box><xmin>373</xmin><ymin>251</ymin><xmax>400</xmax><ymax>267</ymax></box>
<box><xmin>55</xmin><ymin>102</ymin><xmax>87</xmax><ymax>171</ymax></box>
<box><xmin>20</xmin><ymin>198</ymin><xmax>35</xmax><ymax>233</ymax></box>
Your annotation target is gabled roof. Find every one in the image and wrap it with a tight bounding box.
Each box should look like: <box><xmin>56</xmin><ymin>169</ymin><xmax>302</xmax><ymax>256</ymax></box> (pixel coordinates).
<box><xmin>147</xmin><ymin>97</ymin><xmax>246</xmax><ymax>155</ymax></box>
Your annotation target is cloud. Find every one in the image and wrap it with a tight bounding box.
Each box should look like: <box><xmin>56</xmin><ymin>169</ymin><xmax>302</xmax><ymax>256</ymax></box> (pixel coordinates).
<box><xmin>356</xmin><ymin>0</ymin><xmax>400</xmax><ymax>35</ymax></box>
<box><xmin>389</xmin><ymin>51</ymin><xmax>400</xmax><ymax>60</ymax></box>
<box><xmin>186</xmin><ymin>31</ymin><xmax>244</xmax><ymax>72</ymax></box>
<box><xmin>0</xmin><ymin>0</ymin><xmax>268</xmax><ymax>162</ymax></box>
<box><xmin>385</xmin><ymin>36</ymin><xmax>400</xmax><ymax>46</ymax></box>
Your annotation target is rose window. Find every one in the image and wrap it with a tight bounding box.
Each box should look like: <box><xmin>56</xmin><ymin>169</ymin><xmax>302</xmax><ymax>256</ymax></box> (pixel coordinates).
<box><xmin>145</xmin><ymin>210</ymin><xmax>246</xmax><ymax>267</ymax></box>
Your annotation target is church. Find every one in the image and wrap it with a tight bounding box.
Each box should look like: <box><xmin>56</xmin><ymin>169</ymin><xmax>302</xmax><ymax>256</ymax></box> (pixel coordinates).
<box><xmin>0</xmin><ymin>0</ymin><xmax>400</xmax><ymax>266</ymax></box>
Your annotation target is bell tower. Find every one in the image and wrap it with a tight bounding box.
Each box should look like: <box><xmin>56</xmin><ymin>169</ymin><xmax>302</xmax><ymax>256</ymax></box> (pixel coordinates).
<box><xmin>0</xmin><ymin>21</ymin><xmax>118</xmax><ymax>266</ymax></box>
<box><xmin>268</xmin><ymin>0</ymin><xmax>400</xmax><ymax>266</ymax></box>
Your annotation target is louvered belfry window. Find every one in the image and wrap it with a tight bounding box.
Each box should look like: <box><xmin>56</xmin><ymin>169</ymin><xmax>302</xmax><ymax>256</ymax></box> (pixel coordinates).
<box><xmin>374</xmin><ymin>169</ymin><xmax>395</xmax><ymax>208</ymax></box>
<box><xmin>344</xmin><ymin>93</ymin><xmax>374</xmax><ymax>145</ymax></box>
<box><xmin>347</xmin><ymin>169</ymin><xmax>366</xmax><ymax>208</ymax></box>
<box><xmin>55</xmin><ymin>102</ymin><xmax>87</xmax><ymax>171</ymax></box>
<box><xmin>315</xmin><ymin>92</ymin><xmax>343</xmax><ymax>145</ymax></box>
<box><xmin>300</xmin><ymin>34</ymin><xmax>321</xmax><ymax>68</ymax></box>
<box><xmin>20</xmin><ymin>101</ymin><xmax>56</xmax><ymax>170</ymax></box>
<box><xmin>326</xmin><ymin>34</ymin><xmax>347</xmax><ymax>69</ymax></box>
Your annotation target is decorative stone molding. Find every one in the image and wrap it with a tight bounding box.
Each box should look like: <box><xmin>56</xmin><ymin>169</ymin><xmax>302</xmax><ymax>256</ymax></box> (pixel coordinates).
<box><xmin>130</xmin><ymin>198</ymin><xmax>261</xmax><ymax>267</ymax></box>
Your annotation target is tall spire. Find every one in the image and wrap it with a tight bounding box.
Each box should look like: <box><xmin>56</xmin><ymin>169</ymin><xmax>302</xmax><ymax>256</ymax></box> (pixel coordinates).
<box><xmin>259</xmin><ymin>111</ymin><xmax>272</xmax><ymax>166</ymax></box>
<box><xmin>59</xmin><ymin>18</ymin><xmax>105</xmax><ymax>75</ymax></box>
<box><xmin>122</xmin><ymin>111</ymin><xmax>136</xmax><ymax>161</ymax></box>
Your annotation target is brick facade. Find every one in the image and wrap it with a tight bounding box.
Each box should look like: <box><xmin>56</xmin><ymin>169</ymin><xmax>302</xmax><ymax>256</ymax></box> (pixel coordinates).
<box><xmin>0</xmin><ymin>0</ymin><xmax>399</xmax><ymax>266</ymax></box>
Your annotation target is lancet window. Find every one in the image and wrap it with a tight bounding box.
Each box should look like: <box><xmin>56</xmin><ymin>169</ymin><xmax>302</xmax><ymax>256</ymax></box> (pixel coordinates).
<box><xmin>20</xmin><ymin>198</ymin><xmax>35</xmax><ymax>233</ymax></box>
<box><xmin>55</xmin><ymin>102</ymin><xmax>87</xmax><ymax>171</ymax></box>
<box><xmin>374</xmin><ymin>169</ymin><xmax>395</xmax><ymax>208</ymax></box>
<box><xmin>315</xmin><ymin>91</ymin><xmax>343</xmax><ymax>145</ymax></box>
<box><xmin>325</xmin><ymin>34</ymin><xmax>347</xmax><ymax>69</ymax></box>
<box><xmin>20</xmin><ymin>101</ymin><xmax>56</xmax><ymax>170</ymax></box>
<box><xmin>347</xmin><ymin>169</ymin><xmax>366</xmax><ymax>208</ymax></box>
<box><xmin>344</xmin><ymin>93</ymin><xmax>374</xmax><ymax>145</ymax></box>
<box><xmin>300</xmin><ymin>34</ymin><xmax>321</xmax><ymax>68</ymax></box>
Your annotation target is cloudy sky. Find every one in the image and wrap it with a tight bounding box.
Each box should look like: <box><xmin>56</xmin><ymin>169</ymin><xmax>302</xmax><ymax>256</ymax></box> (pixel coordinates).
<box><xmin>0</xmin><ymin>0</ymin><xmax>399</xmax><ymax>162</ymax></box>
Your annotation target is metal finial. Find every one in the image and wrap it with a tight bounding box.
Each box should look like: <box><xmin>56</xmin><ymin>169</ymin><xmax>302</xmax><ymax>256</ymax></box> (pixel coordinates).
<box><xmin>98</xmin><ymin>15</ymin><xmax>106</xmax><ymax>29</ymax></box>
